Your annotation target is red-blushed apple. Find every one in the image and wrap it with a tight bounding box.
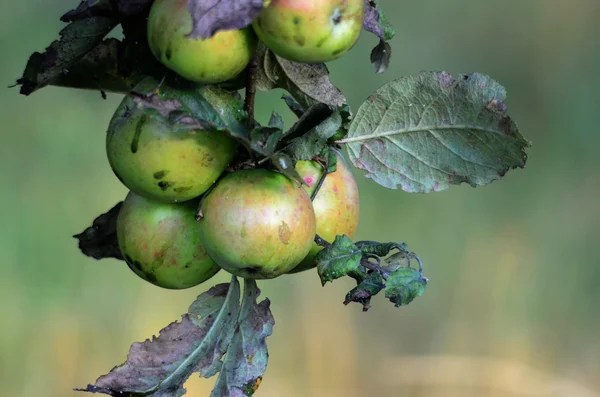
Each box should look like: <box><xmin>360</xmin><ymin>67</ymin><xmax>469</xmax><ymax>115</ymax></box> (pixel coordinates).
<box><xmin>253</xmin><ymin>0</ymin><xmax>364</xmax><ymax>63</ymax></box>
<box><xmin>147</xmin><ymin>0</ymin><xmax>257</xmax><ymax>83</ymax></box>
<box><xmin>289</xmin><ymin>150</ymin><xmax>360</xmax><ymax>273</ymax></box>
<box><xmin>198</xmin><ymin>169</ymin><xmax>317</xmax><ymax>279</ymax></box>
<box><xmin>117</xmin><ymin>192</ymin><xmax>221</xmax><ymax>289</ymax></box>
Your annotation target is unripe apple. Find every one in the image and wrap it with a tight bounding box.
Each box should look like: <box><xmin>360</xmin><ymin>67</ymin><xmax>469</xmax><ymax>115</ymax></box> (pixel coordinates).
<box><xmin>289</xmin><ymin>151</ymin><xmax>360</xmax><ymax>273</ymax></box>
<box><xmin>147</xmin><ymin>0</ymin><xmax>257</xmax><ymax>84</ymax></box>
<box><xmin>106</xmin><ymin>83</ymin><xmax>238</xmax><ymax>203</ymax></box>
<box><xmin>253</xmin><ymin>0</ymin><xmax>364</xmax><ymax>63</ymax></box>
<box><xmin>198</xmin><ymin>169</ymin><xmax>316</xmax><ymax>279</ymax></box>
<box><xmin>117</xmin><ymin>192</ymin><xmax>221</xmax><ymax>289</ymax></box>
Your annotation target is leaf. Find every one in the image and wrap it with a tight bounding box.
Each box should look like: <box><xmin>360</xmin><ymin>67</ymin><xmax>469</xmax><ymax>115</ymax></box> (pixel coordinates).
<box><xmin>187</xmin><ymin>0</ymin><xmax>265</xmax><ymax>40</ymax></box>
<box><xmin>344</xmin><ymin>271</ymin><xmax>386</xmax><ymax>311</ymax></box>
<box><xmin>363</xmin><ymin>0</ymin><xmax>396</xmax><ymax>41</ymax></box>
<box><xmin>267</xmin><ymin>112</ymin><xmax>284</xmax><ymax>130</ymax></box>
<box><xmin>281</xmin><ymin>95</ymin><xmax>305</xmax><ymax>118</ymax></box>
<box><xmin>73</xmin><ymin>202</ymin><xmax>123</xmax><ymax>261</ymax></box>
<box><xmin>362</xmin><ymin>0</ymin><xmax>395</xmax><ymax>73</ymax></box>
<box><xmin>286</xmin><ymin>109</ymin><xmax>343</xmax><ymax>161</ymax></box>
<box><xmin>78</xmin><ymin>279</ymin><xmax>242</xmax><ymax>396</ymax></box>
<box><xmin>355</xmin><ymin>241</ymin><xmax>409</xmax><ymax>257</ymax></box>
<box><xmin>316</xmin><ymin>235</ymin><xmax>362</xmax><ymax>286</ymax></box>
<box><xmin>271</xmin><ymin>154</ymin><xmax>305</xmax><ymax>187</ymax></box>
<box><xmin>61</xmin><ymin>0</ymin><xmax>152</xmax><ymax>21</ymax></box>
<box><xmin>117</xmin><ymin>77</ymin><xmax>249</xmax><ymax>144</ymax></box>
<box><xmin>370</xmin><ymin>40</ymin><xmax>391</xmax><ymax>74</ymax></box>
<box><xmin>256</xmin><ymin>45</ymin><xmax>346</xmax><ymax>109</ymax></box>
<box><xmin>341</xmin><ymin>72</ymin><xmax>530</xmax><ymax>192</ymax></box>
<box><xmin>385</xmin><ymin>268</ymin><xmax>428</xmax><ymax>307</ymax></box>
<box><xmin>210</xmin><ymin>279</ymin><xmax>274</xmax><ymax>397</ymax></box>
<box><xmin>16</xmin><ymin>17</ymin><xmax>118</xmax><ymax>95</ymax></box>
<box><xmin>281</xmin><ymin>103</ymin><xmax>332</xmax><ymax>142</ymax></box>
<box><xmin>249</xmin><ymin>127</ymin><xmax>285</xmax><ymax>157</ymax></box>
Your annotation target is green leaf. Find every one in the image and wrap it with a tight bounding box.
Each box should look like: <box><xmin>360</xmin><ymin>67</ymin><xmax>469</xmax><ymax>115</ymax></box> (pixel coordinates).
<box><xmin>16</xmin><ymin>17</ymin><xmax>118</xmax><ymax>95</ymax></box>
<box><xmin>255</xmin><ymin>45</ymin><xmax>346</xmax><ymax>109</ymax></box>
<box><xmin>271</xmin><ymin>154</ymin><xmax>305</xmax><ymax>186</ymax></box>
<box><xmin>344</xmin><ymin>271</ymin><xmax>386</xmax><ymax>311</ymax></box>
<box><xmin>73</xmin><ymin>202</ymin><xmax>123</xmax><ymax>261</ymax></box>
<box><xmin>316</xmin><ymin>235</ymin><xmax>362</xmax><ymax>285</ymax></box>
<box><xmin>385</xmin><ymin>268</ymin><xmax>428</xmax><ymax>307</ymax></box>
<box><xmin>211</xmin><ymin>279</ymin><xmax>274</xmax><ymax>397</ymax></box>
<box><xmin>119</xmin><ymin>77</ymin><xmax>249</xmax><ymax>143</ymax></box>
<box><xmin>341</xmin><ymin>72</ymin><xmax>530</xmax><ymax>192</ymax></box>
<box><xmin>282</xmin><ymin>95</ymin><xmax>305</xmax><ymax>118</ymax></box>
<box><xmin>78</xmin><ymin>279</ymin><xmax>242</xmax><ymax>396</ymax></box>
<box><xmin>249</xmin><ymin>127</ymin><xmax>285</xmax><ymax>157</ymax></box>
<box><xmin>286</xmin><ymin>109</ymin><xmax>343</xmax><ymax>161</ymax></box>
<box><xmin>355</xmin><ymin>241</ymin><xmax>409</xmax><ymax>257</ymax></box>
<box><xmin>268</xmin><ymin>112</ymin><xmax>284</xmax><ymax>130</ymax></box>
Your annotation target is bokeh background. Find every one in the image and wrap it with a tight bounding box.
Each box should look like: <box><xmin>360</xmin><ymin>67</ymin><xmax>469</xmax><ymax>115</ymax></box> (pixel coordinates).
<box><xmin>1</xmin><ymin>0</ymin><xmax>600</xmax><ymax>396</ymax></box>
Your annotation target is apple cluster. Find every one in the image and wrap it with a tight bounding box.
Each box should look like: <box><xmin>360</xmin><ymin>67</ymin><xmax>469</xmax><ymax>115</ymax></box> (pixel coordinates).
<box><xmin>146</xmin><ymin>0</ymin><xmax>365</xmax><ymax>84</ymax></box>
<box><xmin>105</xmin><ymin>0</ymin><xmax>362</xmax><ymax>289</ymax></box>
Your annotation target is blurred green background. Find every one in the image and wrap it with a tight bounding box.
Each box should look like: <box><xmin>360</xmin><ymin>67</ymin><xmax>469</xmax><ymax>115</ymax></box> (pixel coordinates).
<box><xmin>1</xmin><ymin>0</ymin><xmax>599</xmax><ymax>396</ymax></box>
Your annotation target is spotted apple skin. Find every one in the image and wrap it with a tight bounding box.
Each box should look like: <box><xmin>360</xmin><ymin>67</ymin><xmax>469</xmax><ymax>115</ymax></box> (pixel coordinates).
<box><xmin>253</xmin><ymin>0</ymin><xmax>364</xmax><ymax>63</ymax></box>
<box><xmin>107</xmin><ymin>92</ymin><xmax>237</xmax><ymax>203</ymax></box>
<box><xmin>289</xmin><ymin>151</ymin><xmax>360</xmax><ymax>273</ymax></box>
<box><xmin>199</xmin><ymin>169</ymin><xmax>317</xmax><ymax>279</ymax></box>
<box><xmin>117</xmin><ymin>192</ymin><xmax>221</xmax><ymax>289</ymax></box>
<box><xmin>147</xmin><ymin>0</ymin><xmax>257</xmax><ymax>83</ymax></box>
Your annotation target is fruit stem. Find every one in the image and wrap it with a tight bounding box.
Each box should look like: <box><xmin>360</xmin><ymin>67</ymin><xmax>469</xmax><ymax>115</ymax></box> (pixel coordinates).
<box><xmin>310</xmin><ymin>155</ymin><xmax>330</xmax><ymax>201</ymax></box>
<box><xmin>244</xmin><ymin>56</ymin><xmax>259</xmax><ymax>129</ymax></box>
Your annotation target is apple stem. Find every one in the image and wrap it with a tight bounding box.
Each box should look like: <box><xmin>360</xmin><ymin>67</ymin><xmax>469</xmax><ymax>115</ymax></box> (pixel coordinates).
<box><xmin>310</xmin><ymin>154</ymin><xmax>330</xmax><ymax>201</ymax></box>
<box><xmin>244</xmin><ymin>56</ymin><xmax>259</xmax><ymax>129</ymax></box>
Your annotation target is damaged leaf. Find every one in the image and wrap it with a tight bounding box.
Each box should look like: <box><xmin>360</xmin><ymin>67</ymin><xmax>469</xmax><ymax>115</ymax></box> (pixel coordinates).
<box><xmin>79</xmin><ymin>277</ymin><xmax>274</xmax><ymax>397</ymax></box>
<box><xmin>78</xmin><ymin>279</ymin><xmax>242</xmax><ymax>396</ymax></box>
<box><xmin>341</xmin><ymin>72</ymin><xmax>530</xmax><ymax>192</ymax></box>
<box><xmin>316</xmin><ymin>235</ymin><xmax>362</xmax><ymax>285</ymax></box>
<box><xmin>17</xmin><ymin>17</ymin><xmax>118</xmax><ymax>95</ymax></box>
<box><xmin>210</xmin><ymin>279</ymin><xmax>274</xmax><ymax>397</ymax></box>
<box><xmin>187</xmin><ymin>0</ymin><xmax>266</xmax><ymax>40</ymax></box>
<box><xmin>73</xmin><ymin>202</ymin><xmax>123</xmax><ymax>261</ymax></box>
<box><xmin>256</xmin><ymin>45</ymin><xmax>346</xmax><ymax>109</ymax></box>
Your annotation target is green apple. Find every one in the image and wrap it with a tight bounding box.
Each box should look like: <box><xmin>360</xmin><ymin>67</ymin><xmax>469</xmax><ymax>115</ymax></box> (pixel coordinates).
<box><xmin>253</xmin><ymin>0</ymin><xmax>364</xmax><ymax>63</ymax></box>
<box><xmin>106</xmin><ymin>83</ymin><xmax>238</xmax><ymax>203</ymax></box>
<box><xmin>289</xmin><ymin>151</ymin><xmax>360</xmax><ymax>273</ymax></box>
<box><xmin>117</xmin><ymin>192</ymin><xmax>221</xmax><ymax>289</ymax></box>
<box><xmin>147</xmin><ymin>0</ymin><xmax>257</xmax><ymax>83</ymax></box>
<box><xmin>198</xmin><ymin>169</ymin><xmax>316</xmax><ymax>279</ymax></box>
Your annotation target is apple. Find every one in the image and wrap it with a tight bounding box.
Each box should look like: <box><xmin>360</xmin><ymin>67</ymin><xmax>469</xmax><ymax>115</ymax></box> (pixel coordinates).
<box><xmin>147</xmin><ymin>0</ymin><xmax>257</xmax><ymax>83</ymax></box>
<box><xmin>252</xmin><ymin>0</ymin><xmax>364</xmax><ymax>63</ymax></box>
<box><xmin>289</xmin><ymin>151</ymin><xmax>360</xmax><ymax>273</ymax></box>
<box><xmin>106</xmin><ymin>83</ymin><xmax>238</xmax><ymax>203</ymax></box>
<box><xmin>117</xmin><ymin>192</ymin><xmax>221</xmax><ymax>289</ymax></box>
<box><xmin>198</xmin><ymin>169</ymin><xmax>316</xmax><ymax>279</ymax></box>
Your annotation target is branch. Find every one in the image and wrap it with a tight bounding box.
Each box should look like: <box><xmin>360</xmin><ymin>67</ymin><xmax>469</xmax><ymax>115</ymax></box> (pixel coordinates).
<box><xmin>244</xmin><ymin>56</ymin><xmax>259</xmax><ymax>129</ymax></box>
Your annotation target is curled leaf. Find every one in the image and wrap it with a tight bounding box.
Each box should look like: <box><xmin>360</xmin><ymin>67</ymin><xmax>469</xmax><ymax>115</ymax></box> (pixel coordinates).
<box><xmin>385</xmin><ymin>268</ymin><xmax>428</xmax><ymax>307</ymax></box>
<box><xmin>256</xmin><ymin>45</ymin><xmax>346</xmax><ymax>109</ymax></box>
<box><xmin>316</xmin><ymin>235</ymin><xmax>362</xmax><ymax>285</ymax></box>
<box><xmin>73</xmin><ymin>202</ymin><xmax>123</xmax><ymax>261</ymax></box>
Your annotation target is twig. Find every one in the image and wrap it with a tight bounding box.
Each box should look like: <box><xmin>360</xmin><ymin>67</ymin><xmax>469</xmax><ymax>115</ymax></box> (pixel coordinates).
<box><xmin>314</xmin><ymin>234</ymin><xmax>331</xmax><ymax>248</ymax></box>
<box><xmin>244</xmin><ymin>56</ymin><xmax>259</xmax><ymax>129</ymax></box>
<box><xmin>310</xmin><ymin>154</ymin><xmax>330</xmax><ymax>201</ymax></box>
